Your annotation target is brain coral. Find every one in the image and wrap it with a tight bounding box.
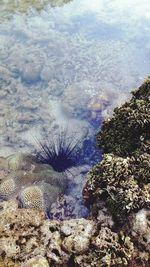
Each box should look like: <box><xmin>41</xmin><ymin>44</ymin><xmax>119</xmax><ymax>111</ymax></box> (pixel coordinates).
<box><xmin>0</xmin><ymin>178</ymin><xmax>17</xmax><ymax>200</ymax></box>
<box><xmin>18</xmin><ymin>181</ymin><xmax>66</xmax><ymax>211</ymax></box>
<box><xmin>18</xmin><ymin>185</ymin><xmax>45</xmax><ymax>210</ymax></box>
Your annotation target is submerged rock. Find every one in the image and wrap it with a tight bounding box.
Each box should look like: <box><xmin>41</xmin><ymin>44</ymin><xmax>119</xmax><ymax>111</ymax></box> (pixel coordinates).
<box><xmin>21</xmin><ymin>62</ymin><xmax>42</xmax><ymax>84</ymax></box>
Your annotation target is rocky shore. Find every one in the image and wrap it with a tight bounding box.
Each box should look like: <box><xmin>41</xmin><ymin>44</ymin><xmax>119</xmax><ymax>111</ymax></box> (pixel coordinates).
<box><xmin>0</xmin><ymin>78</ymin><xmax>150</xmax><ymax>266</ymax></box>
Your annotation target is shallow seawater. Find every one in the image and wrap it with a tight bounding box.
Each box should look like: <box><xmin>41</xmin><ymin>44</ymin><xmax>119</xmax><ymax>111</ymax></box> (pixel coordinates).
<box><xmin>0</xmin><ymin>0</ymin><xmax>150</xmax><ymax>217</ymax></box>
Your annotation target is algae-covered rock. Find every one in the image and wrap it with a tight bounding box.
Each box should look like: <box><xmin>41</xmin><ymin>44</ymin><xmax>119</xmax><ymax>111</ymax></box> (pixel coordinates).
<box><xmin>83</xmin><ymin>153</ymin><xmax>150</xmax><ymax>221</ymax></box>
<box><xmin>84</xmin><ymin>79</ymin><xmax>150</xmax><ymax>222</ymax></box>
<box><xmin>97</xmin><ymin>77</ymin><xmax>150</xmax><ymax>157</ymax></box>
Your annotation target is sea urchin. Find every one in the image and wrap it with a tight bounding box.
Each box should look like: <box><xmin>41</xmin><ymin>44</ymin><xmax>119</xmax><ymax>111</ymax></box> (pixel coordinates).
<box><xmin>36</xmin><ymin>130</ymin><xmax>82</xmax><ymax>173</ymax></box>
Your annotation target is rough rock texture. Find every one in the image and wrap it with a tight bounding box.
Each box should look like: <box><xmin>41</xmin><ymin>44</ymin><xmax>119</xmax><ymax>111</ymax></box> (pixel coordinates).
<box><xmin>0</xmin><ymin>200</ymin><xmax>135</xmax><ymax>267</ymax></box>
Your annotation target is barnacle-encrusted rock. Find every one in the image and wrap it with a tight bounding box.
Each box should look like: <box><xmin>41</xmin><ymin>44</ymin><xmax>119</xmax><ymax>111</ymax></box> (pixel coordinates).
<box><xmin>97</xmin><ymin>77</ymin><xmax>150</xmax><ymax>157</ymax></box>
<box><xmin>0</xmin><ymin>199</ymin><xmax>45</xmax><ymax>231</ymax></box>
<box><xmin>0</xmin><ymin>257</ymin><xmax>21</xmax><ymax>267</ymax></box>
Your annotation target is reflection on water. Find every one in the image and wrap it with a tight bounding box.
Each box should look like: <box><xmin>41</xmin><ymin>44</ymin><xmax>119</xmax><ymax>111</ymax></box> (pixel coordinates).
<box><xmin>0</xmin><ymin>0</ymin><xmax>150</xmax><ymax>215</ymax></box>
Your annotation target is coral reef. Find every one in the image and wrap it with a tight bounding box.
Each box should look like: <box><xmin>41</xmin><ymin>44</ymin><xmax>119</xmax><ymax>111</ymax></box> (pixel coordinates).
<box><xmin>0</xmin><ymin>79</ymin><xmax>150</xmax><ymax>266</ymax></box>
<box><xmin>0</xmin><ymin>152</ymin><xmax>67</xmax><ymax>213</ymax></box>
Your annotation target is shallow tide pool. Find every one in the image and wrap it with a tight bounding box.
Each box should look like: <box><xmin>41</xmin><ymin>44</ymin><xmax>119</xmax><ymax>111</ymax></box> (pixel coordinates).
<box><xmin>0</xmin><ymin>0</ymin><xmax>150</xmax><ymax>217</ymax></box>
<box><xmin>1</xmin><ymin>0</ymin><xmax>150</xmax><ymax>154</ymax></box>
